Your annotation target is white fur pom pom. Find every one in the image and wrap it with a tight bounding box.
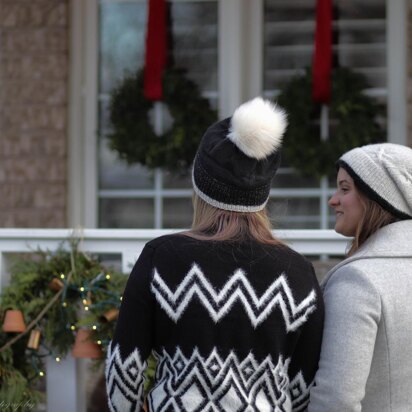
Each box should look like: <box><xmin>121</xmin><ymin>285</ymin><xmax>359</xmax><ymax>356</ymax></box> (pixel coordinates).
<box><xmin>227</xmin><ymin>97</ymin><xmax>287</xmax><ymax>160</ymax></box>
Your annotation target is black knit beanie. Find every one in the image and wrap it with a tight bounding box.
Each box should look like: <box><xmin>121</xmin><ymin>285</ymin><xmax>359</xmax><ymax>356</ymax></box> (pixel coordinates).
<box><xmin>192</xmin><ymin>97</ymin><xmax>287</xmax><ymax>212</ymax></box>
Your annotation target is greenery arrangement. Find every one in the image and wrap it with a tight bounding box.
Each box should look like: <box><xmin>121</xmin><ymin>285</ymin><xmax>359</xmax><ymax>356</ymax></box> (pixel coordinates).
<box><xmin>0</xmin><ymin>241</ymin><xmax>155</xmax><ymax>409</ymax></box>
<box><xmin>108</xmin><ymin>67</ymin><xmax>217</xmax><ymax>172</ymax></box>
<box><xmin>276</xmin><ymin>67</ymin><xmax>385</xmax><ymax>178</ymax></box>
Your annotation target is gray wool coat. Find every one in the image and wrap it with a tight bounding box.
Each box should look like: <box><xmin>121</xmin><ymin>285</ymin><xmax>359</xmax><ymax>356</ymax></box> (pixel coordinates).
<box><xmin>308</xmin><ymin>220</ymin><xmax>412</xmax><ymax>412</ymax></box>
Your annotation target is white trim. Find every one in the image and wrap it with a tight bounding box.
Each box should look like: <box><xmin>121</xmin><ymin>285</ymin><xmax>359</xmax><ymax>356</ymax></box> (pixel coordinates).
<box><xmin>98</xmin><ymin>188</ymin><xmax>336</xmax><ymax>198</ymax></box>
<box><xmin>68</xmin><ymin>0</ymin><xmax>99</xmax><ymax>228</ymax></box>
<box><xmin>218</xmin><ymin>0</ymin><xmax>244</xmax><ymax>117</ymax></box>
<box><xmin>387</xmin><ymin>0</ymin><xmax>408</xmax><ymax>145</ymax></box>
<box><xmin>218</xmin><ymin>0</ymin><xmax>264</xmax><ymax>115</ymax></box>
<box><xmin>245</xmin><ymin>0</ymin><xmax>263</xmax><ymax>100</ymax></box>
<box><xmin>68</xmin><ymin>0</ymin><xmax>85</xmax><ymax>227</ymax></box>
<box><xmin>84</xmin><ymin>0</ymin><xmax>99</xmax><ymax>228</ymax></box>
<box><xmin>154</xmin><ymin>170</ymin><xmax>163</xmax><ymax>228</ymax></box>
<box><xmin>0</xmin><ymin>228</ymin><xmax>349</xmax><ymax>257</ymax></box>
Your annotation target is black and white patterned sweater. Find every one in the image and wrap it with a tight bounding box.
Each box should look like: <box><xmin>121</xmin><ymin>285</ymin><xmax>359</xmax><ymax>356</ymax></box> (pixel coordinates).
<box><xmin>106</xmin><ymin>234</ymin><xmax>324</xmax><ymax>412</ymax></box>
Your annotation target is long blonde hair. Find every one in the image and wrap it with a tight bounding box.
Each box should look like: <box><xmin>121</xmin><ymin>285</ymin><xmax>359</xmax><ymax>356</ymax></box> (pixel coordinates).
<box><xmin>348</xmin><ymin>192</ymin><xmax>398</xmax><ymax>256</ymax></box>
<box><xmin>185</xmin><ymin>194</ymin><xmax>284</xmax><ymax>246</ymax></box>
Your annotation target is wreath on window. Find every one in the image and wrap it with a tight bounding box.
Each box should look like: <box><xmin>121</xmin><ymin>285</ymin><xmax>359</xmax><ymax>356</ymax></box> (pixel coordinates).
<box><xmin>276</xmin><ymin>67</ymin><xmax>385</xmax><ymax>178</ymax></box>
<box><xmin>107</xmin><ymin>67</ymin><xmax>217</xmax><ymax>172</ymax></box>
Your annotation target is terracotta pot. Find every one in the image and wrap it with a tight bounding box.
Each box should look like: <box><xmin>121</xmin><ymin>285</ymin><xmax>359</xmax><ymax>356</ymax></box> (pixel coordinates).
<box><xmin>2</xmin><ymin>309</ymin><xmax>27</xmax><ymax>332</ymax></box>
<box><xmin>48</xmin><ymin>277</ymin><xmax>64</xmax><ymax>291</ymax></box>
<box><xmin>72</xmin><ymin>329</ymin><xmax>103</xmax><ymax>359</ymax></box>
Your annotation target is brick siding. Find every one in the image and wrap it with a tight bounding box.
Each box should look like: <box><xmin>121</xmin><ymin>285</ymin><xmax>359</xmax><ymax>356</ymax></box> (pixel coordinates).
<box><xmin>0</xmin><ymin>0</ymin><xmax>68</xmax><ymax>227</ymax></box>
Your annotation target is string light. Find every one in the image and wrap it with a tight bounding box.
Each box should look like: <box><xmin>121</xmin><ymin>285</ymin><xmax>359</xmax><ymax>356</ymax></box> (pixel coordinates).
<box><xmin>97</xmin><ymin>340</ymin><xmax>102</xmax><ymax>345</ymax></box>
<box><xmin>39</xmin><ymin>371</ymin><xmax>45</xmax><ymax>377</ymax></box>
<box><xmin>82</xmin><ymin>299</ymin><xmax>88</xmax><ymax>305</ymax></box>
<box><xmin>60</xmin><ymin>273</ymin><xmax>65</xmax><ymax>279</ymax></box>
<box><xmin>120</xmin><ymin>296</ymin><xmax>123</xmax><ymax>301</ymax></box>
<box><xmin>80</xmin><ymin>287</ymin><xmax>85</xmax><ymax>292</ymax></box>
<box><xmin>106</xmin><ymin>274</ymin><xmax>111</xmax><ymax>280</ymax></box>
<box><xmin>92</xmin><ymin>325</ymin><xmax>97</xmax><ymax>330</ymax></box>
<box><xmin>84</xmin><ymin>306</ymin><xmax>89</xmax><ymax>311</ymax></box>
<box><xmin>55</xmin><ymin>357</ymin><xmax>61</xmax><ymax>363</ymax></box>
<box><xmin>70</xmin><ymin>325</ymin><xmax>76</xmax><ymax>331</ymax></box>
<box><xmin>62</xmin><ymin>302</ymin><xmax>67</xmax><ymax>307</ymax></box>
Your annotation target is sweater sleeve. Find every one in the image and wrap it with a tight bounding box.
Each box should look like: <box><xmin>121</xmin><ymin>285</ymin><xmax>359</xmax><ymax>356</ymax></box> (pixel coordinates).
<box><xmin>288</xmin><ymin>267</ymin><xmax>324</xmax><ymax>412</ymax></box>
<box><xmin>105</xmin><ymin>244</ymin><xmax>156</xmax><ymax>412</ymax></box>
<box><xmin>308</xmin><ymin>266</ymin><xmax>381</xmax><ymax>412</ymax></box>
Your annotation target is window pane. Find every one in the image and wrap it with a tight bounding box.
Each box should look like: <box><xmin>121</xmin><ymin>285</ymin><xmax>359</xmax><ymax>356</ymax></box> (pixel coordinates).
<box><xmin>163</xmin><ymin>198</ymin><xmax>193</xmax><ymax>229</ymax></box>
<box><xmin>99</xmin><ymin>198</ymin><xmax>154</xmax><ymax>228</ymax></box>
<box><xmin>163</xmin><ymin>170</ymin><xmax>192</xmax><ymax>189</ymax></box>
<box><xmin>99</xmin><ymin>137</ymin><xmax>154</xmax><ymax>190</ymax></box>
<box><xmin>263</xmin><ymin>0</ymin><xmax>386</xmax><ymax>90</ymax></box>
<box><xmin>170</xmin><ymin>2</ymin><xmax>218</xmax><ymax>92</ymax></box>
<box><xmin>268</xmin><ymin>197</ymin><xmax>320</xmax><ymax>229</ymax></box>
<box><xmin>272</xmin><ymin>169</ymin><xmax>319</xmax><ymax>188</ymax></box>
<box><xmin>99</xmin><ymin>2</ymin><xmax>147</xmax><ymax>94</ymax></box>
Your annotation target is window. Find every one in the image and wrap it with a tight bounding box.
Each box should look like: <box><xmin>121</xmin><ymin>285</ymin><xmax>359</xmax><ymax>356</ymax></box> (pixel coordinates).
<box><xmin>68</xmin><ymin>0</ymin><xmax>408</xmax><ymax>229</ymax></box>
<box><xmin>262</xmin><ymin>0</ymin><xmax>387</xmax><ymax>229</ymax></box>
<box><xmin>98</xmin><ymin>0</ymin><xmax>218</xmax><ymax>228</ymax></box>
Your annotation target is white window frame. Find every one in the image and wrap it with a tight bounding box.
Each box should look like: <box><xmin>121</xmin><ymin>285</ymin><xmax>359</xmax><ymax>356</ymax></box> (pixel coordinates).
<box><xmin>68</xmin><ymin>0</ymin><xmax>408</xmax><ymax>228</ymax></box>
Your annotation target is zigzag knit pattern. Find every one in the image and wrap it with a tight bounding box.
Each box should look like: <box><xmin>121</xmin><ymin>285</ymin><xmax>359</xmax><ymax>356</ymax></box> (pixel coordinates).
<box><xmin>151</xmin><ymin>264</ymin><xmax>317</xmax><ymax>331</ymax></box>
<box><xmin>147</xmin><ymin>347</ymin><xmax>304</xmax><ymax>411</ymax></box>
<box><xmin>105</xmin><ymin>343</ymin><xmax>146</xmax><ymax>412</ymax></box>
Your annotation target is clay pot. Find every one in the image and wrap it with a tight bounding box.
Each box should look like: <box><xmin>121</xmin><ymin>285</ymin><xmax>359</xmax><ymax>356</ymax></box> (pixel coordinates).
<box><xmin>2</xmin><ymin>309</ymin><xmax>27</xmax><ymax>332</ymax></box>
<box><xmin>48</xmin><ymin>277</ymin><xmax>64</xmax><ymax>291</ymax></box>
<box><xmin>72</xmin><ymin>329</ymin><xmax>103</xmax><ymax>359</ymax></box>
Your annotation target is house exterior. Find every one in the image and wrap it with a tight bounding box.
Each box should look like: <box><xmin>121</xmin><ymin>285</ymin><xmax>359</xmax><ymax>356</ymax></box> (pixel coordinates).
<box><xmin>1</xmin><ymin>2</ymin><xmax>411</xmax><ymax>410</ymax></box>
<box><xmin>0</xmin><ymin>0</ymin><xmax>411</xmax><ymax>231</ymax></box>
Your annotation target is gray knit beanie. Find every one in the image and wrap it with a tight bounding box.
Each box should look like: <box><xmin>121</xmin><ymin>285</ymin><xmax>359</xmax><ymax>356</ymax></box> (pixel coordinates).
<box><xmin>337</xmin><ymin>143</ymin><xmax>412</xmax><ymax>220</ymax></box>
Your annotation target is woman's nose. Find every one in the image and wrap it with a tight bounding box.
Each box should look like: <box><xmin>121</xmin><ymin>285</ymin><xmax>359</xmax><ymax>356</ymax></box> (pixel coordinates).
<box><xmin>328</xmin><ymin>193</ymin><xmax>338</xmax><ymax>207</ymax></box>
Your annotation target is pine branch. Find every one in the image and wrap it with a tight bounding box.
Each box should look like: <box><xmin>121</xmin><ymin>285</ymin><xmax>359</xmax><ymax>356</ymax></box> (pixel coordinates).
<box><xmin>0</xmin><ymin>271</ymin><xmax>73</xmax><ymax>354</ymax></box>
<box><xmin>0</xmin><ymin>247</ymin><xmax>79</xmax><ymax>353</ymax></box>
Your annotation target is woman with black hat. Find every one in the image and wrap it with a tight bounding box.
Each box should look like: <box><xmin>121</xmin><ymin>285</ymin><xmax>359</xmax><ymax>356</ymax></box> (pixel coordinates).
<box><xmin>105</xmin><ymin>97</ymin><xmax>324</xmax><ymax>411</ymax></box>
<box><xmin>309</xmin><ymin>143</ymin><xmax>412</xmax><ymax>411</ymax></box>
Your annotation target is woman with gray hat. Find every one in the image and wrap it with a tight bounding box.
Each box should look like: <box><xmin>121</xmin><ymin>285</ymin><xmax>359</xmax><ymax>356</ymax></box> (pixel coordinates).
<box><xmin>105</xmin><ymin>97</ymin><xmax>324</xmax><ymax>411</ymax></box>
<box><xmin>309</xmin><ymin>143</ymin><xmax>412</xmax><ymax>411</ymax></box>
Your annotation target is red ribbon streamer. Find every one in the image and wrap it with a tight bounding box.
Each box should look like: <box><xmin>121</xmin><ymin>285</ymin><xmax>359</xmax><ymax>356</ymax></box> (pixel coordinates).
<box><xmin>144</xmin><ymin>0</ymin><xmax>167</xmax><ymax>100</ymax></box>
<box><xmin>312</xmin><ymin>0</ymin><xmax>332</xmax><ymax>103</ymax></box>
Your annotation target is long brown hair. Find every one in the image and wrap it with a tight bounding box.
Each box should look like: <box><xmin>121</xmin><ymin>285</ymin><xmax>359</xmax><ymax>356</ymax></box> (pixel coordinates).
<box><xmin>184</xmin><ymin>194</ymin><xmax>284</xmax><ymax>246</ymax></box>
<box><xmin>348</xmin><ymin>192</ymin><xmax>398</xmax><ymax>256</ymax></box>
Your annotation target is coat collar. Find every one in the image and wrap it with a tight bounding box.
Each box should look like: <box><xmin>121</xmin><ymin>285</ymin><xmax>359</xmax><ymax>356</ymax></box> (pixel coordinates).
<box><xmin>321</xmin><ymin>220</ymin><xmax>412</xmax><ymax>287</ymax></box>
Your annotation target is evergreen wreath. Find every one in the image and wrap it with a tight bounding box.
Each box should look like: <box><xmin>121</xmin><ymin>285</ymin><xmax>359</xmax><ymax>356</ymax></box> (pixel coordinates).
<box><xmin>276</xmin><ymin>67</ymin><xmax>385</xmax><ymax>178</ymax></box>
<box><xmin>108</xmin><ymin>67</ymin><xmax>217</xmax><ymax>172</ymax></box>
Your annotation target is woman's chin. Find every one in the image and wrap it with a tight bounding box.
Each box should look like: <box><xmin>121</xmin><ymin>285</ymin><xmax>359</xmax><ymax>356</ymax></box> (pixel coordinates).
<box><xmin>334</xmin><ymin>223</ymin><xmax>354</xmax><ymax>237</ymax></box>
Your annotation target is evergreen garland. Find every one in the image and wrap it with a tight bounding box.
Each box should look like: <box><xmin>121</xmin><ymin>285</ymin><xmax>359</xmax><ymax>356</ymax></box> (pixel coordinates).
<box><xmin>276</xmin><ymin>68</ymin><xmax>385</xmax><ymax>178</ymax></box>
<box><xmin>108</xmin><ymin>67</ymin><xmax>217</xmax><ymax>172</ymax></box>
<box><xmin>0</xmin><ymin>241</ymin><xmax>155</xmax><ymax>409</ymax></box>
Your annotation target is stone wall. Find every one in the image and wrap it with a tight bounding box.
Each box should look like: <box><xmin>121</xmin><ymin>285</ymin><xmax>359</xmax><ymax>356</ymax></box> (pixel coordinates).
<box><xmin>0</xmin><ymin>0</ymin><xmax>68</xmax><ymax>227</ymax></box>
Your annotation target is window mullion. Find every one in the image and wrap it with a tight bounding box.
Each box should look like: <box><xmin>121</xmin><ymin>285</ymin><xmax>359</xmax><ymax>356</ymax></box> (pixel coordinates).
<box><xmin>154</xmin><ymin>102</ymin><xmax>164</xmax><ymax>229</ymax></box>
